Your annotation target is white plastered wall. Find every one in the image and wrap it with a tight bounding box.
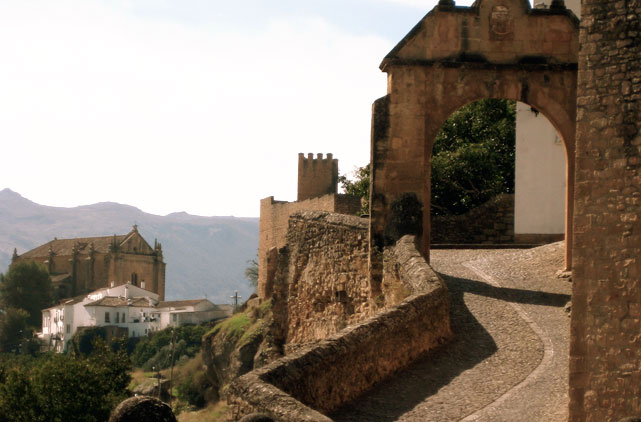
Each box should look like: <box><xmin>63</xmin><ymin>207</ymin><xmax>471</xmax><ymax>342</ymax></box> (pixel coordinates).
<box><xmin>514</xmin><ymin>102</ymin><xmax>566</xmax><ymax>235</ymax></box>
<box><xmin>514</xmin><ymin>0</ymin><xmax>579</xmax><ymax>237</ymax></box>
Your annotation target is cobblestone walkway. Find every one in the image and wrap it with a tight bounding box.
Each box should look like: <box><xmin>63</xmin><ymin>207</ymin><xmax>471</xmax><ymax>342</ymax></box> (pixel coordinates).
<box><xmin>331</xmin><ymin>244</ymin><xmax>571</xmax><ymax>422</ymax></box>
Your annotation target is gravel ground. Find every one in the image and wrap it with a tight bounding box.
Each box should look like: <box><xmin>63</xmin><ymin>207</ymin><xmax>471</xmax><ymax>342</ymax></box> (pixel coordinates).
<box><xmin>330</xmin><ymin>243</ymin><xmax>571</xmax><ymax>422</ymax></box>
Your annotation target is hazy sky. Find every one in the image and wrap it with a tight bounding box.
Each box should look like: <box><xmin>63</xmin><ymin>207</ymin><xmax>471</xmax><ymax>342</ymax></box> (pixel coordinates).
<box><xmin>1</xmin><ymin>0</ymin><xmax>475</xmax><ymax>217</ymax></box>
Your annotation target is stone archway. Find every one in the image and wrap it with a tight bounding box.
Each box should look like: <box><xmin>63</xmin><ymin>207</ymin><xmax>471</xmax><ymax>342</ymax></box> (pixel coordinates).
<box><xmin>369</xmin><ymin>0</ymin><xmax>579</xmax><ymax>288</ymax></box>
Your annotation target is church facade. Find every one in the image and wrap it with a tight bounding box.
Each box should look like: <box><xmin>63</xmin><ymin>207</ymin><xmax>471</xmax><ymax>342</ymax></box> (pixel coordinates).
<box><xmin>12</xmin><ymin>226</ymin><xmax>166</xmax><ymax>301</ymax></box>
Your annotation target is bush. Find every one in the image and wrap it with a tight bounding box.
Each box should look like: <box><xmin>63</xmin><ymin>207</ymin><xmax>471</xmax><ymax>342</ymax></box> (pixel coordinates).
<box><xmin>176</xmin><ymin>372</ymin><xmax>209</xmax><ymax>408</ymax></box>
<box><xmin>131</xmin><ymin>324</ymin><xmax>208</xmax><ymax>370</ymax></box>
<box><xmin>0</xmin><ymin>339</ymin><xmax>130</xmax><ymax>422</ymax></box>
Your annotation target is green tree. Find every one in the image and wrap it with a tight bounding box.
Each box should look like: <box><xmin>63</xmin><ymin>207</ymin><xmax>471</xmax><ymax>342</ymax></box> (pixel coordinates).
<box><xmin>244</xmin><ymin>258</ymin><xmax>258</xmax><ymax>290</ymax></box>
<box><xmin>339</xmin><ymin>164</ymin><xmax>370</xmax><ymax>214</ymax></box>
<box><xmin>0</xmin><ymin>339</ymin><xmax>131</xmax><ymax>422</ymax></box>
<box><xmin>0</xmin><ymin>308</ymin><xmax>30</xmax><ymax>353</ymax></box>
<box><xmin>431</xmin><ymin>99</ymin><xmax>516</xmax><ymax>215</ymax></box>
<box><xmin>0</xmin><ymin>364</ymin><xmax>41</xmax><ymax>422</ymax></box>
<box><xmin>341</xmin><ymin>100</ymin><xmax>515</xmax><ymax>218</ymax></box>
<box><xmin>0</xmin><ymin>261</ymin><xmax>53</xmax><ymax>328</ymax></box>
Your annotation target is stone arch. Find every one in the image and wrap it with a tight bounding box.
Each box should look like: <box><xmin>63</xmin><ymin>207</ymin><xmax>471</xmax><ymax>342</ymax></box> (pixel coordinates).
<box><xmin>369</xmin><ymin>0</ymin><xmax>578</xmax><ymax>289</ymax></box>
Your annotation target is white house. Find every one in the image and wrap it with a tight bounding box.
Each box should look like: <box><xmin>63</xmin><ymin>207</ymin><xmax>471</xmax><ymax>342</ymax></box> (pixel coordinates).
<box><xmin>40</xmin><ymin>283</ymin><xmax>230</xmax><ymax>352</ymax></box>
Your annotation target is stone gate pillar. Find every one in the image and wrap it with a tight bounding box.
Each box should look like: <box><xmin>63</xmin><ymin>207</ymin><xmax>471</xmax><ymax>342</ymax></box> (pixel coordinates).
<box><xmin>569</xmin><ymin>0</ymin><xmax>641</xmax><ymax>420</ymax></box>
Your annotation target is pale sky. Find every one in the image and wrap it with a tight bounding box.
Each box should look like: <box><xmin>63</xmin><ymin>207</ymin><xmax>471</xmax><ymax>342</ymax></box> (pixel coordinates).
<box><xmin>1</xmin><ymin>0</ymin><xmax>475</xmax><ymax>217</ymax></box>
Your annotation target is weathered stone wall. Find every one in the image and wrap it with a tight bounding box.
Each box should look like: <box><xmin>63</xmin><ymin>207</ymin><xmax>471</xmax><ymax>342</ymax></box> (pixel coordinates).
<box><xmin>228</xmin><ymin>235</ymin><xmax>452</xmax><ymax>421</ymax></box>
<box><xmin>569</xmin><ymin>0</ymin><xmax>641</xmax><ymax>420</ymax></box>
<box><xmin>280</xmin><ymin>211</ymin><xmax>371</xmax><ymax>345</ymax></box>
<box><xmin>431</xmin><ymin>193</ymin><xmax>515</xmax><ymax>244</ymax></box>
<box><xmin>258</xmin><ymin>195</ymin><xmax>361</xmax><ymax>299</ymax></box>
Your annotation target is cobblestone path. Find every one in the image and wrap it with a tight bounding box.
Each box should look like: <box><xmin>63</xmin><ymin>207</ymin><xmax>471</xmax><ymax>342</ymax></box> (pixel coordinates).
<box><xmin>331</xmin><ymin>244</ymin><xmax>571</xmax><ymax>422</ymax></box>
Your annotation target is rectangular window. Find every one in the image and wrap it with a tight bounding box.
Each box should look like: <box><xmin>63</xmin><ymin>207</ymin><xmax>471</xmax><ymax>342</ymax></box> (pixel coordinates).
<box><xmin>172</xmin><ymin>314</ymin><xmax>177</xmax><ymax>322</ymax></box>
<box><xmin>105</xmin><ymin>312</ymin><xmax>110</xmax><ymax>323</ymax></box>
<box><xmin>116</xmin><ymin>312</ymin><xmax>120</xmax><ymax>323</ymax></box>
<box><xmin>66</xmin><ymin>324</ymin><xmax>70</xmax><ymax>333</ymax></box>
<box><xmin>122</xmin><ymin>312</ymin><xmax>126</xmax><ymax>322</ymax></box>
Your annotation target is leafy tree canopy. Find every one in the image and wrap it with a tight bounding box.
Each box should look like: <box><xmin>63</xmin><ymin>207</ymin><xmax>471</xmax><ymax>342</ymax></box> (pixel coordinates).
<box><xmin>244</xmin><ymin>258</ymin><xmax>258</xmax><ymax>290</ymax></box>
<box><xmin>0</xmin><ymin>261</ymin><xmax>53</xmax><ymax>328</ymax></box>
<box><xmin>338</xmin><ymin>164</ymin><xmax>370</xmax><ymax>214</ymax></box>
<box><xmin>0</xmin><ymin>338</ymin><xmax>131</xmax><ymax>422</ymax></box>
<box><xmin>0</xmin><ymin>308</ymin><xmax>30</xmax><ymax>353</ymax></box>
<box><xmin>339</xmin><ymin>99</ymin><xmax>516</xmax><ymax>217</ymax></box>
<box><xmin>431</xmin><ymin>99</ymin><xmax>516</xmax><ymax>215</ymax></box>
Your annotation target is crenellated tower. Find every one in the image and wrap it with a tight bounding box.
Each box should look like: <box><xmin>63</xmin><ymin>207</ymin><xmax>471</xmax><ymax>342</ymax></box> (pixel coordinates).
<box><xmin>297</xmin><ymin>153</ymin><xmax>338</xmax><ymax>202</ymax></box>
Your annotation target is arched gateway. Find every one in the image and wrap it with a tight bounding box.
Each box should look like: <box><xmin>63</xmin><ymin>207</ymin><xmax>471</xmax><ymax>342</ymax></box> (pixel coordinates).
<box><xmin>369</xmin><ymin>0</ymin><xmax>579</xmax><ymax>287</ymax></box>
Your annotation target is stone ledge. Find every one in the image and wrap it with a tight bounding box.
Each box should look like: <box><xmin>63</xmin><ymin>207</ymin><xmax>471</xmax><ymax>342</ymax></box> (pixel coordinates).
<box><xmin>289</xmin><ymin>211</ymin><xmax>368</xmax><ymax>231</ymax></box>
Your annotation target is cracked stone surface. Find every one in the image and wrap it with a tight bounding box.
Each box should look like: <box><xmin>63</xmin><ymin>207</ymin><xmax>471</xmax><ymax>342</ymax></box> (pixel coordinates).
<box><xmin>330</xmin><ymin>243</ymin><xmax>571</xmax><ymax>422</ymax></box>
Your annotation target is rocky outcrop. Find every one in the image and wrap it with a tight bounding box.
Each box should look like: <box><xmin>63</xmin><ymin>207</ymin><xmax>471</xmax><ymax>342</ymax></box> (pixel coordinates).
<box><xmin>202</xmin><ymin>299</ymin><xmax>283</xmax><ymax>402</ymax></box>
<box><xmin>109</xmin><ymin>396</ymin><xmax>176</xmax><ymax>422</ymax></box>
<box><xmin>131</xmin><ymin>377</ymin><xmax>170</xmax><ymax>402</ymax></box>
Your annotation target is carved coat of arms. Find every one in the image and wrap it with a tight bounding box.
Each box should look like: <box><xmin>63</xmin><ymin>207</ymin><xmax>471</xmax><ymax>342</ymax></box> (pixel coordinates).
<box><xmin>490</xmin><ymin>5</ymin><xmax>514</xmax><ymax>40</ymax></box>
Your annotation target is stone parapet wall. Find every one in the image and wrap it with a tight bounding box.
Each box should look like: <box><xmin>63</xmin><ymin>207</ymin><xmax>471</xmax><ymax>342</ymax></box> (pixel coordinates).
<box><xmin>228</xmin><ymin>235</ymin><xmax>452</xmax><ymax>421</ymax></box>
<box><xmin>431</xmin><ymin>194</ymin><xmax>515</xmax><ymax>244</ymax></box>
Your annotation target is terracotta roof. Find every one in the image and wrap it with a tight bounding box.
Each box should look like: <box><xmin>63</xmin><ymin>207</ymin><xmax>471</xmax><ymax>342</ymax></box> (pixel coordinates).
<box><xmin>19</xmin><ymin>234</ymin><xmax>128</xmax><ymax>259</ymax></box>
<box><xmin>129</xmin><ymin>297</ymin><xmax>154</xmax><ymax>307</ymax></box>
<box><xmin>85</xmin><ymin>296</ymin><xmax>155</xmax><ymax>308</ymax></box>
<box><xmin>157</xmin><ymin>299</ymin><xmax>208</xmax><ymax>308</ymax></box>
<box><xmin>85</xmin><ymin>297</ymin><xmax>128</xmax><ymax>307</ymax></box>
<box><xmin>50</xmin><ymin>273</ymin><xmax>71</xmax><ymax>283</ymax></box>
<box><xmin>44</xmin><ymin>294</ymin><xmax>86</xmax><ymax>310</ymax></box>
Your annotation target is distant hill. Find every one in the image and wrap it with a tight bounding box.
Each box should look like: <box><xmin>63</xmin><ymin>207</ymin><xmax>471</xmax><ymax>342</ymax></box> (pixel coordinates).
<box><xmin>0</xmin><ymin>189</ymin><xmax>259</xmax><ymax>304</ymax></box>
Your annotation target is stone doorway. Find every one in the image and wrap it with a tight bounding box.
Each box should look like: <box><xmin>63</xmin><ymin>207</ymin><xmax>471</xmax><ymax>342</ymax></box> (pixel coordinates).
<box><xmin>368</xmin><ymin>0</ymin><xmax>579</xmax><ymax>288</ymax></box>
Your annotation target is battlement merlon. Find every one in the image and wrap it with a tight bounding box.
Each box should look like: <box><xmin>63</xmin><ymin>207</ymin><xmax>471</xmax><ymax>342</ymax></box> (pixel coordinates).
<box><xmin>297</xmin><ymin>153</ymin><xmax>339</xmax><ymax>202</ymax></box>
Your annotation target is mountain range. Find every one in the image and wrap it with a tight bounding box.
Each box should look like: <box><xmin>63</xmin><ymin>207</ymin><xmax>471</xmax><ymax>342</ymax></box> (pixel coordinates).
<box><xmin>0</xmin><ymin>189</ymin><xmax>259</xmax><ymax>304</ymax></box>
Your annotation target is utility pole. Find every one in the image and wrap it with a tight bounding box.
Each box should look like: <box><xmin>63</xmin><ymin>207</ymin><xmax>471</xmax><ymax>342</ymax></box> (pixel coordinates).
<box><xmin>153</xmin><ymin>366</ymin><xmax>160</xmax><ymax>400</ymax></box>
<box><xmin>230</xmin><ymin>290</ymin><xmax>242</xmax><ymax>313</ymax></box>
<box><xmin>168</xmin><ymin>329</ymin><xmax>176</xmax><ymax>407</ymax></box>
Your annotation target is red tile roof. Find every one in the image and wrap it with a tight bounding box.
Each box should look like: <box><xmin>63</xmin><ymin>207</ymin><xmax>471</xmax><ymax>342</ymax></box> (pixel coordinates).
<box><xmin>20</xmin><ymin>234</ymin><xmax>128</xmax><ymax>258</ymax></box>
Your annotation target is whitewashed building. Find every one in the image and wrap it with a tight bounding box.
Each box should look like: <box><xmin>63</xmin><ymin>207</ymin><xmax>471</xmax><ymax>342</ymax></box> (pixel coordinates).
<box><xmin>40</xmin><ymin>283</ymin><xmax>230</xmax><ymax>352</ymax></box>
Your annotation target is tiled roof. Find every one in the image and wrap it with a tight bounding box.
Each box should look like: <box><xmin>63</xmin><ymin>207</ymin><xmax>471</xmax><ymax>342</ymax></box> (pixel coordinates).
<box><xmin>20</xmin><ymin>234</ymin><xmax>128</xmax><ymax>259</ymax></box>
<box><xmin>44</xmin><ymin>294</ymin><xmax>86</xmax><ymax>310</ymax></box>
<box><xmin>129</xmin><ymin>297</ymin><xmax>154</xmax><ymax>307</ymax></box>
<box><xmin>50</xmin><ymin>273</ymin><xmax>71</xmax><ymax>283</ymax></box>
<box><xmin>85</xmin><ymin>296</ymin><xmax>155</xmax><ymax>308</ymax></box>
<box><xmin>85</xmin><ymin>297</ymin><xmax>129</xmax><ymax>307</ymax></box>
<box><xmin>157</xmin><ymin>299</ymin><xmax>208</xmax><ymax>308</ymax></box>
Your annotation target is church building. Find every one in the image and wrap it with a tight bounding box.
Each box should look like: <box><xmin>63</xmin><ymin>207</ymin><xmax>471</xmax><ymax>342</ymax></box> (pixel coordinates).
<box><xmin>12</xmin><ymin>226</ymin><xmax>166</xmax><ymax>301</ymax></box>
